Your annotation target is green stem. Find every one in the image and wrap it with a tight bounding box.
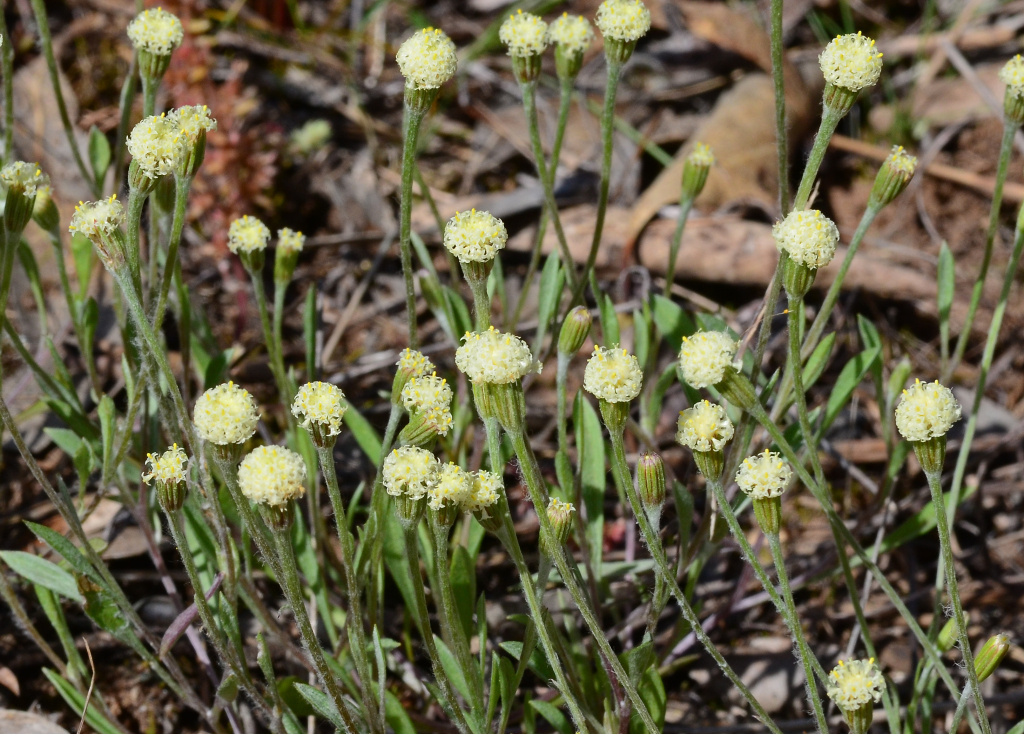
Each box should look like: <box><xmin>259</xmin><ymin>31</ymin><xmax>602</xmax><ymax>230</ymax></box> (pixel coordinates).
<box><xmin>466</xmin><ymin>269</ymin><xmax>491</xmax><ymax>330</ymax></box>
<box><xmin>270</xmin><ymin>522</ymin><xmax>359</xmax><ymax>734</ymax></box>
<box><xmin>142</xmin><ymin>74</ymin><xmax>157</xmax><ymax>118</ymax></box>
<box><xmin>247</xmin><ymin>268</ymin><xmax>290</xmax><ymax>404</ymax></box>
<box><xmin>151</xmin><ymin>176</ymin><xmax>191</xmax><ymax>332</ymax></box>
<box><xmin>766</xmin><ymin>532</ymin><xmax>829</xmax><ymax>734</ymax></box>
<box><xmin>125</xmin><ymin>186</ymin><xmax>148</xmax><ymax>300</ymax></box>
<box><xmin>0</xmin><ymin>8</ymin><xmax>13</xmax><ymax>165</ymax></box>
<box><xmin>315</xmin><ymin>444</ymin><xmax>384</xmax><ymax>734</ymax></box>
<box><xmin>793</xmin><ymin>107</ymin><xmax>843</xmax><ymax>212</ymax></box>
<box><xmin>945</xmin><ymin>121</ymin><xmax>1018</xmax><ymax>381</ymax></box>
<box><xmin>556</xmin><ymin>352</ymin><xmax>570</xmax><ymax>460</ymax></box>
<box><xmin>112</xmin><ymin>55</ymin><xmax>138</xmax><ymax>190</ymax></box>
<box><xmin>664</xmin><ymin>196</ymin><xmax>694</xmax><ymax>296</ymax></box>
<box><xmin>363</xmin><ymin>403</ymin><xmax>402</xmax><ymax>624</ymax></box>
<box><xmin>950</xmin><ymin>683</ymin><xmax>973</xmax><ymax>734</ymax></box>
<box><xmin>399</xmin><ymin>104</ymin><xmax>427</xmax><ymax>348</ymax></box>
<box><xmin>769</xmin><ymin>0</ymin><xmax>789</xmax><ymax>212</ymax></box>
<box><xmin>213</xmin><ymin>454</ymin><xmax>281</xmax><ymax>581</ymax></box>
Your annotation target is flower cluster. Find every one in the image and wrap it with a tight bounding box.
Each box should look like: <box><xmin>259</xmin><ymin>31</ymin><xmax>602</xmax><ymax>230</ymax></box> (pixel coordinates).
<box><xmin>499</xmin><ymin>10</ymin><xmax>548</xmax><ymax>57</ymax></box>
<box><xmin>464</xmin><ymin>471</ymin><xmax>502</xmax><ymax>513</ymax></box>
<box><xmin>819</xmin><ymin>32</ymin><xmax>883</xmax><ymax>92</ymax></box>
<box><xmin>894</xmin><ymin>379</ymin><xmax>961</xmax><ymax>442</ymax></box>
<box><xmin>443</xmin><ymin>209</ymin><xmax>508</xmax><ymax>263</ymax></box>
<box><xmin>736</xmin><ymin>450</ymin><xmax>792</xmax><ymax>499</ymax></box>
<box><xmin>826</xmin><ymin>659</ymin><xmax>885</xmax><ymax>711</ymax></box>
<box><xmin>228</xmin><ymin>215</ymin><xmax>271</xmax><ymax>254</ymax></box>
<box><xmin>291</xmin><ymin>382</ymin><xmax>347</xmax><ymax>438</ymax></box>
<box><xmin>383</xmin><ymin>446</ymin><xmax>439</xmax><ymax>500</ymax></box>
<box><xmin>172</xmin><ymin>105</ymin><xmax>217</xmax><ymax>143</ymax></box>
<box><xmin>278</xmin><ymin>228</ymin><xmax>306</xmax><ymax>254</ymax></box>
<box><xmin>1001</xmin><ymin>55</ymin><xmax>1024</xmax><ymax>98</ymax></box>
<box><xmin>547</xmin><ymin>13</ymin><xmax>593</xmax><ymax>56</ymax></box>
<box><xmin>595</xmin><ymin>0</ymin><xmax>651</xmax><ymax>42</ymax></box>
<box><xmin>127</xmin><ymin>7</ymin><xmax>183</xmax><ymax>57</ymax></box>
<box><xmin>237</xmin><ymin>445</ymin><xmax>307</xmax><ymax>507</ymax></box>
<box><xmin>194</xmin><ymin>382</ymin><xmax>260</xmax><ymax>446</ymax></box>
<box><xmin>583</xmin><ymin>346</ymin><xmax>642</xmax><ymax>403</ymax></box>
<box><xmin>456</xmin><ymin>327</ymin><xmax>537</xmax><ymax>384</ymax></box>
<box><xmin>678</xmin><ymin>330</ymin><xmax>737</xmax><ymax>389</ymax></box>
<box><xmin>69</xmin><ymin>196</ymin><xmax>124</xmax><ymax>240</ymax></box>
<box><xmin>142</xmin><ymin>444</ymin><xmax>188</xmax><ymax>486</ymax></box>
<box><xmin>428</xmin><ymin>463</ymin><xmax>473</xmax><ymax>510</ymax></box>
<box><xmin>396</xmin><ymin>28</ymin><xmax>458</xmax><ymax>90</ymax></box>
<box><xmin>402</xmin><ymin>374</ymin><xmax>454</xmax><ymax>435</ymax></box>
<box><xmin>677</xmin><ymin>401</ymin><xmax>734</xmax><ymax>452</ymax></box>
<box><xmin>1</xmin><ymin>161</ymin><xmax>47</xmax><ymax>194</ymax></box>
<box><xmin>397</xmin><ymin>348</ymin><xmax>434</xmax><ymax>377</ymax></box>
<box><xmin>128</xmin><ymin>114</ymin><xmax>186</xmax><ymax>178</ymax></box>
<box><xmin>772</xmin><ymin>209</ymin><xmax>840</xmax><ymax>269</ymax></box>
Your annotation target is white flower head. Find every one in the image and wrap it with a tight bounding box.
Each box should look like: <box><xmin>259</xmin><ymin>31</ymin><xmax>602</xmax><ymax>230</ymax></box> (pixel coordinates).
<box><xmin>547</xmin><ymin>14</ymin><xmax>593</xmax><ymax>56</ymax></box>
<box><xmin>886</xmin><ymin>145</ymin><xmax>917</xmax><ymax>175</ymax></box>
<box><xmin>397</xmin><ymin>348</ymin><xmax>434</xmax><ymax>378</ymax></box>
<box><xmin>499</xmin><ymin>10</ymin><xmax>548</xmax><ymax>57</ymax></box>
<box><xmin>687</xmin><ymin>142</ymin><xmax>715</xmax><ymax>168</ymax></box>
<box><xmin>826</xmin><ymin>658</ymin><xmax>885</xmax><ymax>712</ymax></box>
<box><xmin>127</xmin><ymin>8</ymin><xmax>184</xmax><ymax>57</ymax></box>
<box><xmin>895</xmin><ymin>379</ymin><xmax>961</xmax><ymax>442</ymax></box>
<box><xmin>819</xmin><ymin>32</ymin><xmax>883</xmax><ymax>92</ymax></box>
<box><xmin>291</xmin><ymin>382</ymin><xmax>347</xmax><ymax>438</ymax></box>
<box><xmin>128</xmin><ymin>114</ymin><xmax>186</xmax><ymax>178</ymax></box>
<box><xmin>428</xmin><ymin>462</ymin><xmax>473</xmax><ymax>510</ymax></box>
<box><xmin>736</xmin><ymin>450</ymin><xmax>792</xmax><ymax>499</ymax></box>
<box><xmin>772</xmin><ymin>209</ymin><xmax>840</xmax><ymax>269</ymax></box>
<box><xmin>143</xmin><ymin>444</ymin><xmax>188</xmax><ymax>485</ymax></box>
<box><xmin>237</xmin><ymin>445</ymin><xmax>307</xmax><ymax>506</ymax></box>
<box><xmin>194</xmin><ymin>382</ymin><xmax>260</xmax><ymax>446</ymax></box>
<box><xmin>583</xmin><ymin>346</ymin><xmax>642</xmax><ymax>403</ymax></box>
<box><xmin>402</xmin><ymin>373</ymin><xmax>453</xmax><ymax>436</ymax></box>
<box><xmin>227</xmin><ymin>215</ymin><xmax>271</xmax><ymax>254</ymax></box>
<box><xmin>1001</xmin><ymin>55</ymin><xmax>1024</xmax><ymax>99</ymax></box>
<box><xmin>595</xmin><ymin>0</ymin><xmax>651</xmax><ymax>43</ymax></box>
<box><xmin>278</xmin><ymin>228</ymin><xmax>306</xmax><ymax>254</ymax></box>
<box><xmin>69</xmin><ymin>195</ymin><xmax>125</xmax><ymax>240</ymax></box>
<box><xmin>443</xmin><ymin>209</ymin><xmax>508</xmax><ymax>263</ymax></box>
<box><xmin>456</xmin><ymin>326</ymin><xmax>538</xmax><ymax>384</ymax></box>
<box><xmin>172</xmin><ymin>105</ymin><xmax>217</xmax><ymax>143</ymax></box>
<box><xmin>383</xmin><ymin>446</ymin><xmax>439</xmax><ymax>500</ymax></box>
<box><xmin>1</xmin><ymin>161</ymin><xmax>47</xmax><ymax>195</ymax></box>
<box><xmin>396</xmin><ymin>28</ymin><xmax>457</xmax><ymax>90</ymax></box>
<box><xmin>463</xmin><ymin>470</ymin><xmax>502</xmax><ymax>513</ymax></box>
<box><xmin>677</xmin><ymin>400</ymin><xmax>734</xmax><ymax>452</ymax></box>
<box><xmin>678</xmin><ymin>330</ymin><xmax>737</xmax><ymax>389</ymax></box>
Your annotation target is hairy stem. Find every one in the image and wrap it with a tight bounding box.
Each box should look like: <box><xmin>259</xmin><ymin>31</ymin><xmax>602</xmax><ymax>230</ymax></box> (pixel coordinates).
<box><xmin>399</xmin><ymin>104</ymin><xmax>427</xmax><ymax>348</ymax></box>
<box><xmin>664</xmin><ymin>196</ymin><xmax>694</xmax><ymax>296</ymax></box>
<box><xmin>769</xmin><ymin>0</ymin><xmax>790</xmax><ymax>211</ymax></box>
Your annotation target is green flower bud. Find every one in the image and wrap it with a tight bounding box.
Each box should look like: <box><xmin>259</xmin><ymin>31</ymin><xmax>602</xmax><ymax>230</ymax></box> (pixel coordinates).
<box><xmin>974</xmin><ymin>634</ymin><xmax>1010</xmax><ymax>682</ymax></box>
<box><xmin>869</xmin><ymin>146</ymin><xmax>917</xmax><ymax>210</ymax></box>
<box><xmin>558</xmin><ymin>306</ymin><xmax>592</xmax><ymax>356</ymax></box>
<box><xmin>937</xmin><ymin>613</ymin><xmax>965</xmax><ymax>653</ymax></box>
<box><xmin>544</xmin><ymin>498</ymin><xmax>575</xmax><ymax>552</ymax></box>
<box><xmin>681</xmin><ymin>143</ymin><xmax>713</xmax><ymax>200</ymax></box>
<box><xmin>637</xmin><ymin>452</ymin><xmax>666</xmax><ymax>529</ymax></box>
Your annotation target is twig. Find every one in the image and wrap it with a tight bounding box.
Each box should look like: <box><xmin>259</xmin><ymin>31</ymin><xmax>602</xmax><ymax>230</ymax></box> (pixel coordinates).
<box><xmin>76</xmin><ymin>639</ymin><xmax>96</xmax><ymax>734</ymax></box>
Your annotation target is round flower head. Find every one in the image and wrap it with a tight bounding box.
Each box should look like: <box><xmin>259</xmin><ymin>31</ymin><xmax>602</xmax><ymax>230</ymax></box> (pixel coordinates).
<box><xmin>127</xmin><ymin>8</ymin><xmax>184</xmax><ymax>57</ymax></box>
<box><xmin>443</xmin><ymin>209</ymin><xmax>508</xmax><ymax>263</ymax></box>
<box><xmin>396</xmin><ymin>28</ymin><xmax>457</xmax><ymax>90</ymax></box>
<box><xmin>819</xmin><ymin>32</ymin><xmax>882</xmax><ymax>92</ymax></box>
<box><xmin>383</xmin><ymin>446</ymin><xmax>439</xmax><ymax>500</ymax></box>
<box><xmin>1</xmin><ymin>161</ymin><xmax>46</xmax><ymax>195</ymax></box>
<box><xmin>172</xmin><ymin>105</ymin><xmax>217</xmax><ymax>143</ymax></box>
<box><xmin>291</xmin><ymin>381</ymin><xmax>347</xmax><ymax>438</ymax></box>
<box><xmin>499</xmin><ymin>10</ymin><xmax>548</xmax><ymax>57</ymax></box>
<box><xmin>456</xmin><ymin>326</ymin><xmax>538</xmax><ymax>384</ymax></box>
<box><xmin>194</xmin><ymin>382</ymin><xmax>260</xmax><ymax>446</ymax></box>
<box><xmin>464</xmin><ymin>470</ymin><xmax>502</xmax><ymax>513</ymax></box>
<box><xmin>127</xmin><ymin>114</ymin><xmax>186</xmax><ymax>178</ymax></box>
<box><xmin>428</xmin><ymin>462</ymin><xmax>473</xmax><ymax>510</ymax></box>
<box><xmin>595</xmin><ymin>0</ymin><xmax>651</xmax><ymax>43</ymax></box>
<box><xmin>69</xmin><ymin>195</ymin><xmax>125</xmax><ymax>240</ymax></box>
<box><xmin>895</xmin><ymin>379</ymin><xmax>961</xmax><ymax>442</ymax></box>
<box><xmin>826</xmin><ymin>658</ymin><xmax>885</xmax><ymax>711</ymax></box>
<box><xmin>143</xmin><ymin>444</ymin><xmax>187</xmax><ymax>486</ymax></box>
<box><xmin>397</xmin><ymin>348</ymin><xmax>434</xmax><ymax>378</ymax></box>
<box><xmin>237</xmin><ymin>445</ymin><xmax>307</xmax><ymax>507</ymax></box>
<box><xmin>402</xmin><ymin>373</ymin><xmax>453</xmax><ymax>436</ymax></box>
<box><xmin>736</xmin><ymin>450</ymin><xmax>792</xmax><ymax>499</ymax></box>
<box><xmin>583</xmin><ymin>346</ymin><xmax>642</xmax><ymax>403</ymax></box>
<box><xmin>688</xmin><ymin>143</ymin><xmax>715</xmax><ymax>168</ymax></box>
<box><xmin>228</xmin><ymin>215</ymin><xmax>271</xmax><ymax>254</ymax></box>
<box><xmin>1000</xmin><ymin>55</ymin><xmax>1024</xmax><ymax>98</ymax></box>
<box><xmin>277</xmin><ymin>228</ymin><xmax>305</xmax><ymax>254</ymax></box>
<box><xmin>677</xmin><ymin>400</ymin><xmax>734</xmax><ymax>452</ymax></box>
<box><xmin>547</xmin><ymin>14</ymin><xmax>593</xmax><ymax>56</ymax></box>
<box><xmin>772</xmin><ymin>209</ymin><xmax>840</xmax><ymax>269</ymax></box>
<box><xmin>678</xmin><ymin>330</ymin><xmax>738</xmax><ymax>389</ymax></box>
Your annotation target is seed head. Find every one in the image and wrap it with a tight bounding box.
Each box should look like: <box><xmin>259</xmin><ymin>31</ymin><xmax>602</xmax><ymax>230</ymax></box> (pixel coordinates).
<box><xmin>678</xmin><ymin>330</ymin><xmax>737</xmax><ymax>389</ymax></box>
<box><xmin>396</xmin><ymin>28</ymin><xmax>457</xmax><ymax>90</ymax></box>
<box><xmin>677</xmin><ymin>400</ymin><xmax>734</xmax><ymax>452</ymax></box>
<box><xmin>583</xmin><ymin>346</ymin><xmax>642</xmax><ymax>403</ymax></box>
<box><xmin>772</xmin><ymin>209</ymin><xmax>840</xmax><ymax>270</ymax></box>
<box><xmin>546</xmin><ymin>498</ymin><xmax>575</xmax><ymax>547</ymax></box>
<box><xmin>895</xmin><ymin>379</ymin><xmax>961</xmax><ymax>442</ymax></box>
<box><xmin>237</xmin><ymin>445</ymin><xmax>307</xmax><ymax>507</ymax></box>
<box><xmin>819</xmin><ymin>32</ymin><xmax>883</xmax><ymax>92</ymax></box>
<box><xmin>736</xmin><ymin>450</ymin><xmax>792</xmax><ymax>500</ymax></box>
<box><xmin>194</xmin><ymin>382</ymin><xmax>260</xmax><ymax>446</ymax></box>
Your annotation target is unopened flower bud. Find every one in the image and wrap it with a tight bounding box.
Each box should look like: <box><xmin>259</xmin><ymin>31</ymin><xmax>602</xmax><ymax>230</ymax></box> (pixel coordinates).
<box><xmin>31</xmin><ymin>182</ymin><xmax>59</xmax><ymax>232</ymax></box>
<box><xmin>558</xmin><ymin>306</ymin><xmax>592</xmax><ymax>356</ymax></box>
<box><xmin>1000</xmin><ymin>55</ymin><xmax>1024</xmax><ymax>125</ymax></box>
<box><xmin>974</xmin><ymin>634</ymin><xmax>1011</xmax><ymax>682</ymax></box>
<box><xmin>937</xmin><ymin>614</ymin><xmax>966</xmax><ymax>653</ymax></box>
<box><xmin>544</xmin><ymin>498</ymin><xmax>575</xmax><ymax>553</ymax></box>
<box><xmin>274</xmin><ymin>228</ymin><xmax>305</xmax><ymax>285</ymax></box>
<box><xmin>636</xmin><ymin>452</ymin><xmax>665</xmax><ymax>528</ymax></box>
<box><xmin>681</xmin><ymin>143</ymin><xmax>713</xmax><ymax>200</ymax></box>
<box><xmin>869</xmin><ymin>146</ymin><xmax>917</xmax><ymax>209</ymax></box>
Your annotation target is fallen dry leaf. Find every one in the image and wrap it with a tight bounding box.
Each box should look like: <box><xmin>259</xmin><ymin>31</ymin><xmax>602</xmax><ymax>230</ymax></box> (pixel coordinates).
<box><xmin>0</xmin><ymin>666</ymin><xmax>20</xmax><ymax>696</ymax></box>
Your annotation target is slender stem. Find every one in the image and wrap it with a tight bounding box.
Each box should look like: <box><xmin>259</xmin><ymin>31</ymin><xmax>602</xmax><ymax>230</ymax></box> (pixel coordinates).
<box><xmin>924</xmin><ymin>466</ymin><xmax>991</xmax><ymax>734</ymax></box>
<box><xmin>766</xmin><ymin>532</ymin><xmax>829</xmax><ymax>734</ymax></box>
<box><xmin>270</xmin><ymin>522</ymin><xmax>359</xmax><ymax>734</ymax></box>
<box><xmin>112</xmin><ymin>55</ymin><xmax>139</xmax><ymax>191</ymax></box>
<box><xmin>213</xmin><ymin>454</ymin><xmax>281</xmax><ymax>581</ymax></box>
<box><xmin>401</xmin><ymin>524</ymin><xmax>473</xmax><ymax>734</ymax></box>
<box><xmin>793</xmin><ymin>107</ymin><xmax>843</xmax><ymax>212</ymax></box>
<box><xmin>606</xmin><ymin>430</ymin><xmax>786</xmax><ymax>734</ymax></box>
<box><xmin>362</xmin><ymin>403</ymin><xmax>402</xmax><ymax>624</ymax></box>
<box><xmin>950</xmin><ymin>682</ymin><xmax>973</xmax><ymax>734</ymax></box>
<box><xmin>315</xmin><ymin>444</ymin><xmax>384</xmax><ymax>734</ymax></box>
<box><xmin>556</xmin><ymin>352</ymin><xmax>571</xmax><ymax>460</ymax></box>
<box><xmin>399</xmin><ymin>104</ymin><xmax>427</xmax><ymax>348</ymax></box>
<box><xmin>0</xmin><ymin>7</ymin><xmax>13</xmax><ymax>164</ymax></box>
<box><xmin>151</xmin><ymin>176</ymin><xmax>190</xmax><ymax>332</ymax></box>
<box><xmin>945</xmin><ymin>121</ymin><xmax>1018</xmax><ymax>381</ymax></box>
<box><xmin>664</xmin><ymin>196</ymin><xmax>694</xmax><ymax>296</ymax></box>
<box><xmin>466</xmin><ymin>269</ymin><xmax>491</xmax><ymax>330</ymax></box>
<box><xmin>769</xmin><ymin>0</ymin><xmax>790</xmax><ymax>212</ymax></box>
<box><xmin>142</xmin><ymin>74</ymin><xmax>157</xmax><ymax>118</ymax></box>
<box><xmin>247</xmin><ymin>268</ymin><xmax>290</xmax><ymax>404</ymax></box>
<box><xmin>125</xmin><ymin>186</ymin><xmax>148</xmax><ymax>300</ymax></box>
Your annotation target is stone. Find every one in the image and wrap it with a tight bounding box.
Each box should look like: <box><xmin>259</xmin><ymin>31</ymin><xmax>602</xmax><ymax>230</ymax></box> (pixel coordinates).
<box><xmin>0</xmin><ymin>710</ymin><xmax>69</xmax><ymax>734</ymax></box>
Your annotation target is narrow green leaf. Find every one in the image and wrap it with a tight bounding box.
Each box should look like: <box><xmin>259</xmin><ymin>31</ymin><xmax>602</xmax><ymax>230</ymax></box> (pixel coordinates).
<box><xmin>304</xmin><ymin>285</ymin><xmax>317</xmax><ymax>380</ymax></box>
<box><xmin>42</xmin><ymin>668</ymin><xmax>123</xmax><ymax>734</ymax></box>
<box><xmin>802</xmin><ymin>332</ymin><xmax>835</xmax><ymax>389</ymax></box>
<box><xmin>859</xmin><ymin>481</ymin><xmax>978</xmax><ymax>561</ymax></box>
<box><xmin>0</xmin><ymin>550</ymin><xmax>82</xmax><ymax>601</ymax></box>
<box><xmin>449</xmin><ymin>545</ymin><xmax>476</xmax><ymax>641</ymax></box>
<box><xmin>342</xmin><ymin>399</ymin><xmax>381</xmax><ymax>464</ymax></box>
<box><xmin>651</xmin><ymin>294</ymin><xmax>696</xmax><ymax>350</ymax></box>
<box><xmin>443</xmin><ymin>285</ymin><xmax>473</xmax><ymax>337</ymax></box>
<box><xmin>575</xmin><ymin>392</ymin><xmax>605</xmax><ymax>581</ymax></box>
<box><xmin>87</xmin><ymin>125</ymin><xmax>111</xmax><ymax>188</ymax></box>
<box><xmin>385</xmin><ymin>690</ymin><xmax>416</xmax><ymax>734</ymax></box>
<box><xmin>16</xmin><ymin>240</ymin><xmax>47</xmax><ymax>328</ymax></box>
<box><xmin>533</xmin><ymin>252</ymin><xmax>564</xmax><ymax>353</ymax></box>
<box><xmin>530</xmin><ymin>700</ymin><xmax>573</xmax><ymax>734</ymax></box>
<box><xmin>599</xmin><ymin>293</ymin><xmax>619</xmax><ymax>346</ymax></box>
<box><xmin>71</xmin><ymin>233</ymin><xmax>94</xmax><ymax>300</ymax></box>
<box><xmin>937</xmin><ymin>241</ymin><xmax>954</xmax><ymax>351</ymax></box>
<box><xmin>822</xmin><ymin>345</ymin><xmax>882</xmax><ymax>431</ymax></box>
<box><xmin>292</xmin><ymin>682</ymin><xmax>344</xmax><ymax>729</ymax></box>
<box><xmin>499</xmin><ymin>640</ymin><xmax>555</xmax><ymax>682</ymax></box>
<box><xmin>24</xmin><ymin>521</ymin><xmax>102</xmax><ymax>585</ymax></box>
<box><xmin>434</xmin><ymin>635</ymin><xmax>472</xmax><ymax>702</ymax></box>
<box><xmin>382</xmin><ymin>512</ymin><xmax>418</xmax><ymax>632</ymax></box>
<box><xmin>204</xmin><ymin>351</ymin><xmax>230</xmax><ymax>391</ymax></box>
<box><xmin>634</xmin><ymin>307</ymin><xmax>651</xmax><ymax>370</ymax></box>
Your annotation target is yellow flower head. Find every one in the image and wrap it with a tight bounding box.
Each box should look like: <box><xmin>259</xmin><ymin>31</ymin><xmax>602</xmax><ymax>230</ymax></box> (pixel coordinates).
<box><xmin>819</xmin><ymin>32</ymin><xmax>882</xmax><ymax>92</ymax></box>
<box><xmin>463</xmin><ymin>470</ymin><xmax>503</xmax><ymax>513</ymax></box>
<box><xmin>172</xmin><ymin>105</ymin><xmax>217</xmax><ymax>143</ymax></box>
<box><xmin>583</xmin><ymin>346</ymin><xmax>642</xmax><ymax>403</ymax></box>
<box><xmin>826</xmin><ymin>658</ymin><xmax>885</xmax><ymax>712</ymax></box>
<box><xmin>227</xmin><ymin>215</ymin><xmax>271</xmax><ymax>254</ymax></box>
<box><xmin>383</xmin><ymin>446</ymin><xmax>439</xmax><ymax>500</ymax></box>
<box><xmin>547</xmin><ymin>14</ymin><xmax>593</xmax><ymax>56</ymax></box>
<box><xmin>1000</xmin><ymin>55</ymin><xmax>1024</xmax><ymax>98</ymax></box>
<box><xmin>127</xmin><ymin>114</ymin><xmax>186</xmax><ymax>178</ymax></box>
<box><xmin>677</xmin><ymin>400</ymin><xmax>734</xmax><ymax>452</ymax></box>
<box><xmin>1</xmin><ymin>161</ymin><xmax>47</xmax><ymax>195</ymax></box>
<box><xmin>736</xmin><ymin>450</ymin><xmax>792</xmax><ymax>499</ymax></box>
<box><xmin>396</xmin><ymin>28</ymin><xmax>458</xmax><ymax>90</ymax></box>
<box><xmin>443</xmin><ymin>209</ymin><xmax>508</xmax><ymax>263</ymax></box>
<box><xmin>402</xmin><ymin>373</ymin><xmax>453</xmax><ymax>436</ymax></box>
<box><xmin>678</xmin><ymin>330</ymin><xmax>737</xmax><ymax>389</ymax></box>
<box><xmin>772</xmin><ymin>209</ymin><xmax>839</xmax><ymax>269</ymax></box>
<box><xmin>70</xmin><ymin>196</ymin><xmax>124</xmax><ymax>240</ymax></box>
<box><xmin>886</xmin><ymin>145</ymin><xmax>917</xmax><ymax>176</ymax></box>
<box><xmin>456</xmin><ymin>326</ymin><xmax>538</xmax><ymax>384</ymax></box>
<box><xmin>499</xmin><ymin>10</ymin><xmax>548</xmax><ymax>57</ymax></box>
<box><xmin>397</xmin><ymin>348</ymin><xmax>434</xmax><ymax>378</ymax></box>
<box><xmin>143</xmin><ymin>444</ymin><xmax>187</xmax><ymax>486</ymax></box>
<box><xmin>237</xmin><ymin>445</ymin><xmax>307</xmax><ymax>507</ymax></box>
<box><xmin>428</xmin><ymin>462</ymin><xmax>473</xmax><ymax>510</ymax></box>
<box><xmin>194</xmin><ymin>382</ymin><xmax>260</xmax><ymax>446</ymax></box>
<box><xmin>895</xmin><ymin>379</ymin><xmax>961</xmax><ymax>442</ymax></box>
<box><xmin>127</xmin><ymin>8</ymin><xmax>184</xmax><ymax>57</ymax></box>
<box><xmin>291</xmin><ymin>381</ymin><xmax>347</xmax><ymax>438</ymax></box>
<box><xmin>277</xmin><ymin>228</ymin><xmax>306</xmax><ymax>254</ymax></box>
<box><xmin>687</xmin><ymin>142</ymin><xmax>715</xmax><ymax>168</ymax></box>
<box><xmin>595</xmin><ymin>0</ymin><xmax>651</xmax><ymax>43</ymax></box>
